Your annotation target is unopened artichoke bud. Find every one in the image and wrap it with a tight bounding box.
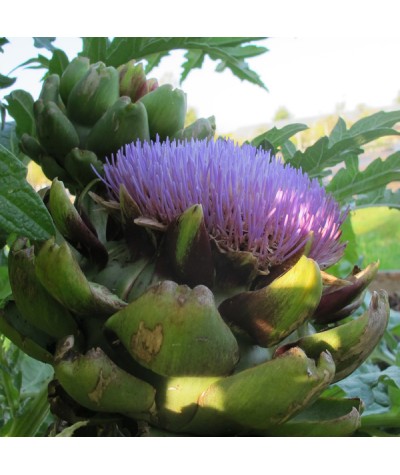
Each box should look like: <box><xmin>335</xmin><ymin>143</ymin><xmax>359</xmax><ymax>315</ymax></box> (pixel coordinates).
<box><xmin>54</xmin><ymin>336</ymin><xmax>156</xmax><ymax>417</ymax></box>
<box><xmin>275</xmin><ymin>290</ymin><xmax>390</xmax><ymax>382</ymax></box>
<box><xmin>20</xmin><ymin>133</ymin><xmax>45</xmax><ymax>164</ymax></box>
<box><xmin>105</xmin><ymin>281</ymin><xmax>239</xmax><ymax>377</ymax></box>
<box><xmin>8</xmin><ymin>238</ymin><xmax>79</xmax><ymax>341</ymax></box>
<box><xmin>118</xmin><ymin>60</ymin><xmax>148</xmax><ymax>102</ymax></box>
<box><xmin>86</xmin><ymin>98</ymin><xmax>150</xmax><ymax>159</ymax></box>
<box><xmin>219</xmin><ymin>255</ymin><xmax>322</xmax><ymax>347</ymax></box>
<box><xmin>172</xmin><ymin>116</ymin><xmax>216</xmax><ymax>141</ymax></box>
<box><xmin>39</xmin><ymin>74</ymin><xmax>64</xmax><ymax>111</ymax></box>
<box><xmin>34</xmin><ymin>100</ymin><xmax>79</xmax><ymax>162</ymax></box>
<box><xmin>139</xmin><ymin>84</ymin><xmax>187</xmax><ymax>140</ymax></box>
<box><xmin>67</xmin><ymin>62</ymin><xmax>120</xmax><ymax>126</ymax></box>
<box><xmin>165</xmin><ymin>204</ymin><xmax>214</xmax><ymax>288</ymax></box>
<box><xmin>59</xmin><ymin>56</ymin><xmax>90</xmax><ymax>104</ymax></box>
<box><xmin>64</xmin><ymin>148</ymin><xmax>103</xmax><ymax>188</ymax></box>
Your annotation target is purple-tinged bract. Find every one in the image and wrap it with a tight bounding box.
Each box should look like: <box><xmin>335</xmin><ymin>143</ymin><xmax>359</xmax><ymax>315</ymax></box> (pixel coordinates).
<box><xmin>102</xmin><ymin>138</ymin><xmax>347</xmax><ymax>269</ymax></box>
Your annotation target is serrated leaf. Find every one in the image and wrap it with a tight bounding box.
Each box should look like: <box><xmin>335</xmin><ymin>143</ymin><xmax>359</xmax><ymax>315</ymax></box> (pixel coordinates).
<box><xmin>343</xmin><ymin>153</ymin><xmax>359</xmax><ymax>173</ymax></box>
<box><xmin>329</xmin><ymin>117</ymin><xmax>347</xmax><ymax>145</ymax></box>
<box><xmin>80</xmin><ymin>37</ymin><xmax>110</xmax><ymax>63</ymax></box>
<box><xmin>5</xmin><ymin>90</ymin><xmax>35</xmax><ymax>137</ymax></box>
<box><xmin>289</xmin><ymin>136</ymin><xmax>330</xmax><ymax>176</ymax></box>
<box><xmin>195</xmin><ymin>37</ymin><xmax>268</xmax><ymax>47</ymax></box>
<box><xmin>81</xmin><ymin>37</ymin><xmax>268</xmax><ymax>88</ymax></box>
<box><xmin>253</xmin><ymin>139</ymin><xmax>275</xmax><ymax>154</ymax></box>
<box><xmin>326</xmin><ymin>152</ymin><xmax>400</xmax><ymax>203</ymax></box>
<box><xmin>33</xmin><ymin>37</ymin><xmax>56</xmax><ymax>52</ymax></box>
<box><xmin>290</xmin><ymin>111</ymin><xmax>400</xmax><ymax>178</ymax></box>
<box><xmin>349</xmin><ymin>110</ymin><xmax>400</xmax><ymax>135</ymax></box>
<box><xmin>280</xmin><ymin>139</ymin><xmax>297</xmax><ymax>161</ymax></box>
<box><xmin>329</xmin><ymin>128</ymin><xmax>400</xmax><ymax>158</ymax></box>
<box><xmin>355</xmin><ymin>187</ymin><xmax>400</xmax><ymax>210</ymax></box>
<box><xmin>0</xmin><ymin>74</ymin><xmax>16</xmax><ymax>90</ymax></box>
<box><xmin>218</xmin><ymin>44</ymin><xmax>268</xmax><ymax>59</ymax></box>
<box><xmin>143</xmin><ymin>38</ymin><xmax>268</xmax><ymax>88</ymax></box>
<box><xmin>144</xmin><ymin>52</ymin><xmax>170</xmax><ymax>74</ymax></box>
<box><xmin>0</xmin><ymin>144</ymin><xmax>55</xmax><ymax>240</ymax></box>
<box><xmin>12</xmin><ymin>54</ymin><xmax>50</xmax><ymax>73</ymax></box>
<box><xmin>102</xmin><ymin>37</ymin><xmax>131</xmax><ymax>66</ymax></box>
<box><xmin>48</xmin><ymin>49</ymin><xmax>69</xmax><ymax>76</ymax></box>
<box><xmin>251</xmin><ymin>123</ymin><xmax>308</xmax><ymax>149</ymax></box>
<box><xmin>181</xmin><ymin>50</ymin><xmax>205</xmax><ymax>83</ymax></box>
<box><xmin>208</xmin><ymin>47</ymin><xmax>266</xmax><ymax>89</ymax></box>
<box><xmin>132</xmin><ymin>37</ymin><xmax>183</xmax><ymax>56</ymax></box>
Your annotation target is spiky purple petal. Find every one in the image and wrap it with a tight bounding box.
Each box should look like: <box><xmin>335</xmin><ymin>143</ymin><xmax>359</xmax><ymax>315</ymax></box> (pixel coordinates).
<box><xmin>102</xmin><ymin>138</ymin><xmax>347</xmax><ymax>269</ymax></box>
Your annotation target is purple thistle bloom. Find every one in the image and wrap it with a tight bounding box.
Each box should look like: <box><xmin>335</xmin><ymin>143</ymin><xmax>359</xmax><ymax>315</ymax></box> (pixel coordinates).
<box><xmin>102</xmin><ymin>138</ymin><xmax>347</xmax><ymax>269</ymax></box>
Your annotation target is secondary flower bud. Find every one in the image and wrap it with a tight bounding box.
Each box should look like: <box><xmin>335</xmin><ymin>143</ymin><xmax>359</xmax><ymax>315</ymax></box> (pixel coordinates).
<box><xmin>118</xmin><ymin>60</ymin><xmax>148</xmax><ymax>102</ymax></box>
<box><xmin>67</xmin><ymin>62</ymin><xmax>120</xmax><ymax>126</ymax></box>
<box><xmin>139</xmin><ymin>84</ymin><xmax>187</xmax><ymax>139</ymax></box>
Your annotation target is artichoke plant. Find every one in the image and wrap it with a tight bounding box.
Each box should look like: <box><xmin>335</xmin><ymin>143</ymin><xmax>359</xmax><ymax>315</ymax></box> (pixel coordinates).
<box><xmin>0</xmin><ymin>138</ymin><xmax>389</xmax><ymax>436</ymax></box>
<box><xmin>19</xmin><ymin>57</ymin><xmax>215</xmax><ymax>193</ymax></box>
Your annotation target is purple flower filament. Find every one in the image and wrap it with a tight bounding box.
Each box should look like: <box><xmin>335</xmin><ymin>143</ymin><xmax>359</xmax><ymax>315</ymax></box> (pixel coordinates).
<box><xmin>102</xmin><ymin>137</ymin><xmax>347</xmax><ymax>269</ymax></box>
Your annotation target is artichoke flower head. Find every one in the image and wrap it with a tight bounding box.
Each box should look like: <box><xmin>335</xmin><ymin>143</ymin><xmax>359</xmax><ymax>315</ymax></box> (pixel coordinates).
<box><xmin>3</xmin><ymin>137</ymin><xmax>390</xmax><ymax>436</ymax></box>
<box><xmin>102</xmin><ymin>137</ymin><xmax>347</xmax><ymax>272</ymax></box>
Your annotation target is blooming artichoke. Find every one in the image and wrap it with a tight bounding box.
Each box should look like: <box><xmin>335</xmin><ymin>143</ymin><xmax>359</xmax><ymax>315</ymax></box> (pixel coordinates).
<box><xmin>1</xmin><ymin>138</ymin><xmax>389</xmax><ymax>436</ymax></box>
<box><xmin>19</xmin><ymin>57</ymin><xmax>216</xmax><ymax>193</ymax></box>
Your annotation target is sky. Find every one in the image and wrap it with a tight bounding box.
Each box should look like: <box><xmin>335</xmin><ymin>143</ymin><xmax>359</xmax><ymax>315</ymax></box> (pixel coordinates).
<box><xmin>2</xmin><ymin>37</ymin><xmax>400</xmax><ymax>135</ymax></box>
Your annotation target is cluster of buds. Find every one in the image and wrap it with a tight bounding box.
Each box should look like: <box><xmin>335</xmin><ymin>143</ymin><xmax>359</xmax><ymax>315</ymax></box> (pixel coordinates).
<box><xmin>20</xmin><ymin>57</ymin><xmax>215</xmax><ymax>192</ymax></box>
